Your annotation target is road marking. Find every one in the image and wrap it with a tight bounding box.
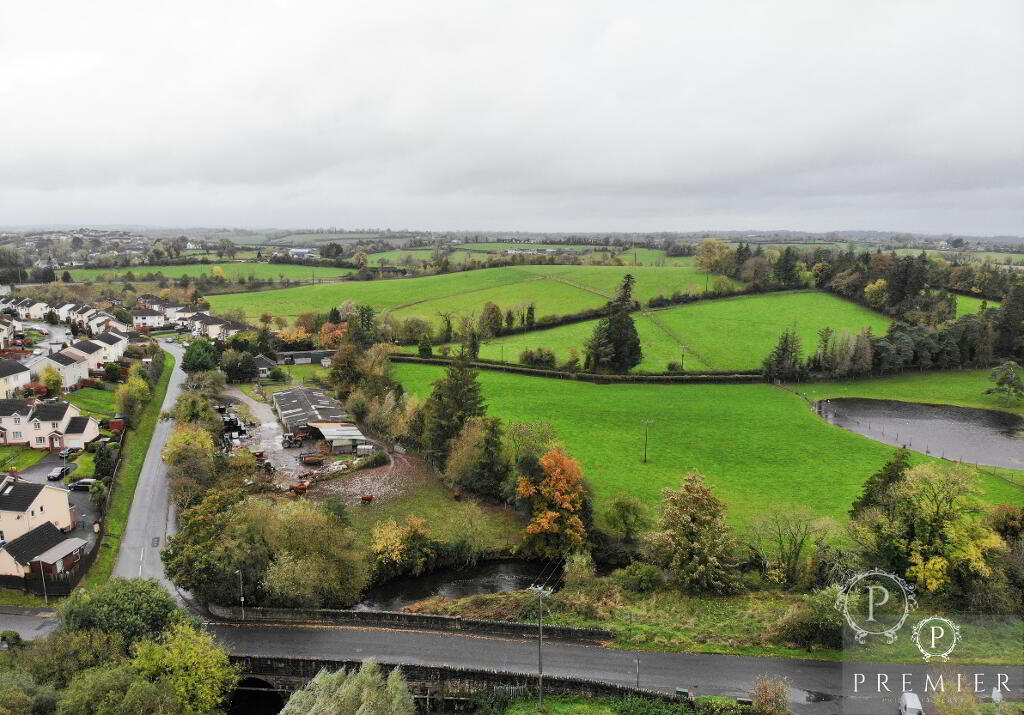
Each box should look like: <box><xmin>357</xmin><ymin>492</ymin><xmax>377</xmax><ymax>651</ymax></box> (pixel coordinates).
<box><xmin>139</xmin><ymin>547</ymin><xmax>145</xmax><ymax>577</ymax></box>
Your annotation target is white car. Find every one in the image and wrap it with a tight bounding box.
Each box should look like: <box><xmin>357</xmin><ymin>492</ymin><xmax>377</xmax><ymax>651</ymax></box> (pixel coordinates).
<box><xmin>32</xmin><ymin>349</ymin><xmax>42</xmax><ymax>355</ymax></box>
<box><xmin>898</xmin><ymin>692</ymin><xmax>924</xmax><ymax>715</ymax></box>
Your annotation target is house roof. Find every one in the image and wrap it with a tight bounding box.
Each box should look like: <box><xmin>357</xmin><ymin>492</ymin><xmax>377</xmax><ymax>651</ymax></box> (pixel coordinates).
<box><xmin>69</xmin><ymin>340</ymin><xmax>102</xmax><ymax>355</ymax></box>
<box><xmin>64</xmin><ymin>416</ymin><xmax>91</xmax><ymax>434</ymax></box>
<box><xmin>31</xmin><ymin>401</ymin><xmax>72</xmax><ymax>422</ymax></box>
<box><xmin>33</xmin><ymin>536</ymin><xmax>87</xmax><ymax>565</ymax></box>
<box><xmin>47</xmin><ymin>352</ymin><xmax>81</xmax><ymax>367</ymax></box>
<box><xmin>131</xmin><ymin>308</ymin><xmax>162</xmax><ymax>317</ymax></box>
<box><xmin>0</xmin><ymin>399</ymin><xmax>33</xmax><ymax>417</ymax></box>
<box><xmin>0</xmin><ymin>481</ymin><xmax>44</xmax><ymax>512</ymax></box>
<box><xmin>2</xmin><ymin>522</ymin><xmax>68</xmax><ymax>565</ymax></box>
<box><xmin>254</xmin><ymin>355</ymin><xmax>276</xmax><ymax>369</ymax></box>
<box><xmin>74</xmin><ymin>305</ymin><xmax>94</xmax><ymax>314</ymax></box>
<box><xmin>92</xmin><ymin>332</ymin><xmax>123</xmax><ymax>346</ymax></box>
<box><xmin>0</xmin><ymin>358</ymin><xmax>29</xmax><ymax>379</ymax></box>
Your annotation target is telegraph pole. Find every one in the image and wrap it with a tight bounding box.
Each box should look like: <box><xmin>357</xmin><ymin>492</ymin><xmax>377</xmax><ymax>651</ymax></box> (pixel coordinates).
<box><xmin>642</xmin><ymin>419</ymin><xmax>653</xmax><ymax>463</ymax></box>
<box><xmin>236</xmin><ymin>570</ymin><xmax>245</xmax><ymax>620</ymax></box>
<box><xmin>530</xmin><ymin>585</ymin><xmax>552</xmax><ymax>710</ymax></box>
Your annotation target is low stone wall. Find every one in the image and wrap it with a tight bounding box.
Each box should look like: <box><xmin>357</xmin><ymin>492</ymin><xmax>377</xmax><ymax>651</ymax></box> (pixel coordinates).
<box><xmin>208</xmin><ymin>604</ymin><xmax>613</xmax><ymax>642</ymax></box>
<box><xmin>233</xmin><ymin>654</ymin><xmax>690</xmax><ymax>706</ymax></box>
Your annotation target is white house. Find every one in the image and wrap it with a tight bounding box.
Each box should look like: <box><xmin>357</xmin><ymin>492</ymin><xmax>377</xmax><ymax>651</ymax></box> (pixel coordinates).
<box><xmin>131</xmin><ymin>308</ymin><xmax>164</xmax><ymax>329</ymax></box>
<box><xmin>55</xmin><ymin>303</ymin><xmax>79</xmax><ymax>322</ymax></box>
<box><xmin>87</xmin><ymin>311</ymin><xmax>128</xmax><ymax>334</ymax></box>
<box><xmin>63</xmin><ymin>340</ymin><xmax>105</xmax><ymax>371</ymax></box>
<box><xmin>60</xmin><ymin>415</ymin><xmax>100</xmax><ymax>450</ymax></box>
<box><xmin>0</xmin><ymin>359</ymin><xmax>30</xmax><ymax>399</ymax></box>
<box><xmin>0</xmin><ymin>319</ymin><xmax>15</xmax><ymax>350</ymax></box>
<box><xmin>18</xmin><ymin>300</ymin><xmax>49</xmax><ymax>321</ymax></box>
<box><xmin>91</xmin><ymin>332</ymin><xmax>128</xmax><ymax>362</ymax></box>
<box><xmin>0</xmin><ymin>477</ymin><xmax>75</xmax><ymax>541</ymax></box>
<box><xmin>70</xmin><ymin>305</ymin><xmax>96</xmax><ymax>326</ymax></box>
<box><xmin>15</xmin><ymin>401</ymin><xmax>96</xmax><ymax>451</ymax></box>
<box><xmin>37</xmin><ymin>352</ymin><xmax>89</xmax><ymax>390</ymax></box>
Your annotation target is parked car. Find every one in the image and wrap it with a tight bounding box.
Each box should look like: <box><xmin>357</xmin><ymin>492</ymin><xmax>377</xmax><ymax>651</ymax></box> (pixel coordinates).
<box><xmin>46</xmin><ymin>466</ymin><xmax>71</xmax><ymax>481</ymax></box>
<box><xmin>58</xmin><ymin>447</ymin><xmax>80</xmax><ymax>459</ymax></box>
<box><xmin>32</xmin><ymin>349</ymin><xmax>42</xmax><ymax>355</ymax></box>
<box><xmin>68</xmin><ymin>478</ymin><xmax>96</xmax><ymax>492</ymax></box>
<box><xmin>898</xmin><ymin>692</ymin><xmax>924</xmax><ymax>715</ymax></box>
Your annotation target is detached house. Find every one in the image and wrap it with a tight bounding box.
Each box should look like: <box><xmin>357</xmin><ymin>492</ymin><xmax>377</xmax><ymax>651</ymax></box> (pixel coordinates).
<box><xmin>0</xmin><ymin>359</ymin><xmax>30</xmax><ymax>399</ymax></box>
<box><xmin>91</xmin><ymin>331</ymin><xmax>128</xmax><ymax>362</ymax></box>
<box><xmin>37</xmin><ymin>351</ymin><xmax>89</xmax><ymax>390</ymax></box>
<box><xmin>64</xmin><ymin>341</ymin><xmax>105</xmax><ymax>371</ymax></box>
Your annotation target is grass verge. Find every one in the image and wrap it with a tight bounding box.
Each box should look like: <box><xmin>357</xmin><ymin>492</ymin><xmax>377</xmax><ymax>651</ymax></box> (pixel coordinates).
<box><xmin>0</xmin><ymin>446</ymin><xmax>47</xmax><ymax>472</ymax></box>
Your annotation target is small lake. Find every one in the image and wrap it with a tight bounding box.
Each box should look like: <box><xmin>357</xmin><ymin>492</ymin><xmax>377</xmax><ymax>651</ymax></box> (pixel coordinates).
<box><xmin>356</xmin><ymin>559</ymin><xmax>551</xmax><ymax>612</ymax></box>
<box><xmin>816</xmin><ymin>398</ymin><xmax>1024</xmax><ymax>471</ymax></box>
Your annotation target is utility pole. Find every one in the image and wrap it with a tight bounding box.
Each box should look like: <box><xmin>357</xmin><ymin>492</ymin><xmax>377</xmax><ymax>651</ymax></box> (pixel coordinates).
<box><xmin>38</xmin><ymin>562</ymin><xmax>48</xmax><ymax>604</ymax></box>
<box><xmin>236</xmin><ymin>569</ymin><xmax>245</xmax><ymax>620</ymax></box>
<box><xmin>530</xmin><ymin>585</ymin><xmax>552</xmax><ymax>710</ymax></box>
<box><xmin>641</xmin><ymin>419</ymin><xmax>653</xmax><ymax>463</ymax></box>
<box><xmin>635</xmin><ymin>656</ymin><xmax>640</xmax><ymax>688</ymax></box>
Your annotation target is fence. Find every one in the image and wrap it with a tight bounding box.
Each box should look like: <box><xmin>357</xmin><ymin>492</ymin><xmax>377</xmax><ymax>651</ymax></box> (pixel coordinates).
<box><xmin>207</xmin><ymin>604</ymin><xmax>613</xmax><ymax>642</ymax></box>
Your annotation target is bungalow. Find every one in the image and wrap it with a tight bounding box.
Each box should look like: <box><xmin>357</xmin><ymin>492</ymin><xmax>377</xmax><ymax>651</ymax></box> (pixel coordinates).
<box><xmin>64</xmin><ymin>340</ymin><xmax>105</xmax><ymax>371</ymax></box>
<box><xmin>0</xmin><ymin>521</ymin><xmax>87</xmax><ymax>580</ymax></box>
<box><xmin>0</xmin><ymin>476</ymin><xmax>75</xmax><ymax>542</ymax></box>
<box><xmin>91</xmin><ymin>331</ymin><xmax>128</xmax><ymax>362</ymax></box>
<box><xmin>131</xmin><ymin>308</ymin><xmax>164</xmax><ymax>329</ymax></box>
<box><xmin>254</xmin><ymin>354</ymin><xmax>277</xmax><ymax>378</ymax></box>
<box><xmin>37</xmin><ymin>351</ymin><xmax>89</xmax><ymax>390</ymax></box>
<box><xmin>0</xmin><ymin>359</ymin><xmax>30</xmax><ymax>399</ymax></box>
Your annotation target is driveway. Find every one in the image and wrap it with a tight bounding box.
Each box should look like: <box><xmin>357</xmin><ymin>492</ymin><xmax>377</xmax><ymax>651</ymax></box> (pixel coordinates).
<box><xmin>224</xmin><ymin>386</ymin><xmax>298</xmax><ymax>482</ymax></box>
<box><xmin>19</xmin><ymin>321</ymin><xmax>69</xmax><ymax>370</ymax></box>
<box><xmin>16</xmin><ymin>450</ymin><xmax>98</xmax><ymax>552</ymax></box>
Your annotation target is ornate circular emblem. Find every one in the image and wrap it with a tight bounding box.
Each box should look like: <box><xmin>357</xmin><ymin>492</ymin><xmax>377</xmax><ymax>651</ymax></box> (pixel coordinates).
<box><xmin>835</xmin><ymin>569</ymin><xmax>917</xmax><ymax>644</ymax></box>
<box><xmin>912</xmin><ymin>616</ymin><xmax>961</xmax><ymax>661</ymax></box>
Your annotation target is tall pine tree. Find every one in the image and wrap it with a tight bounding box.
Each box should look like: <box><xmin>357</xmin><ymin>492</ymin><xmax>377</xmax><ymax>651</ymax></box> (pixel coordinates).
<box><xmin>420</xmin><ymin>355</ymin><xmax>486</xmax><ymax>468</ymax></box>
<box><xmin>584</xmin><ymin>274</ymin><xmax>642</xmax><ymax>373</ymax></box>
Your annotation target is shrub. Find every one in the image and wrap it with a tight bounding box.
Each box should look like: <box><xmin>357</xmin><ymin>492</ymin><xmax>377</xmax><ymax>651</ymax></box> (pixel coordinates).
<box><xmin>345</xmin><ymin>390</ymin><xmax>369</xmax><ymax>422</ymax></box>
<box><xmin>666</xmin><ymin>361</ymin><xmax>682</xmax><ymax>371</ymax></box>
<box><xmin>775</xmin><ymin>584</ymin><xmax>847</xmax><ymax>650</ymax></box>
<box><xmin>612</xmin><ymin>562</ymin><xmax>662</xmax><ymax>594</ymax></box>
<box><xmin>562</xmin><ymin>551</ymin><xmax>596</xmax><ymax>588</ymax></box>
<box><xmin>518</xmin><ymin>347</ymin><xmax>557</xmax><ymax>368</ymax></box>
<box><xmin>358</xmin><ymin>451</ymin><xmax>389</xmax><ymax>470</ymax></box>
<box><xmin>751</xmin><ymin>675</ymin><xmax>788</xmax><ymax>715</ymax></box>
<box><xmin>612</xmin><ymin>696</ymin><xmax>694</xmax><ymax>714</ymax></box>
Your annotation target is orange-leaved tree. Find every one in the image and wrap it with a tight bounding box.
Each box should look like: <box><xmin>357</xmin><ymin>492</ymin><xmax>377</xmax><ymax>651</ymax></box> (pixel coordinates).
<box><xmin>517</xmin><ymin>449</ymin><xmax>587</xmax><ymax>558</ymax></box>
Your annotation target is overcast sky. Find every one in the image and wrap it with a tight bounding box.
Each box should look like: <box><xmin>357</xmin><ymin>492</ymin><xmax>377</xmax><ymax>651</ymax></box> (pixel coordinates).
<box><xmin>1</xmin><ymin>1</ymin><xmax>1021</xmax><ymax>235</ymax></box>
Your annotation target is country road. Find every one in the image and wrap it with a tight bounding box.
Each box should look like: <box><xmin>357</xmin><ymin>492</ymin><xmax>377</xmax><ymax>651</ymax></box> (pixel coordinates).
<box><xmin>112</xmin><ymin>341</ymin><xmax>186</xmax><ymax>591</ymax></box>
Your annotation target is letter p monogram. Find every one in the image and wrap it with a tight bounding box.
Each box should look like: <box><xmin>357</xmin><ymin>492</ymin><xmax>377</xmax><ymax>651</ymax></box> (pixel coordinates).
<box><xmin>866</xmin><ymin>584</ymin><xmax>889</xmax><ymax>622</ymax></box>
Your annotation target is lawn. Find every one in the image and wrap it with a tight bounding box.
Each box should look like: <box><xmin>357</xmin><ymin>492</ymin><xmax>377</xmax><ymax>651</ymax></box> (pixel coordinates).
<box><xmin>81</xmin><ymin>351</ymin><xmax>175</xmax><ymax>590</ymax></box>
<box><xmin>955</xmin><ymin>293</ymin><xmax>1001</xmax><ymax>317</ymax></box>
<box><xmin>394</xmin><ymin>364</ymin><xmax>1023</xmax><ymax>528</ymax></box>
<box><xmin>208</xmin><ymin>264</ymin><xmax>735</xmax><ymax>325</ymax></box>
<box><xmin>470</xmin><ymin>291</ymin><xmax>889</xmax><ymax>372</ymax></box>
<box><xmin>67</xmin><ymin>387</ymin><xmax>117</xmax><ymax>418</ymax></box>
<box><xmin>70</xmin><ymin>262</ymin><xmax>353</xmax><ymax>282</ymax></box>
<box><xmin>0</xmin><ymin>446</ymin><xmax>46</xmax><ymax>472</ymax></box>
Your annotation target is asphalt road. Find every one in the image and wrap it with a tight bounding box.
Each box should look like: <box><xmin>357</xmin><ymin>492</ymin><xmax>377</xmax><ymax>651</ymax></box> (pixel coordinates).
<box><xmin>111</xmin><ymin>341</ymin><xmax>185</xmax><ymax>592</ymax></box>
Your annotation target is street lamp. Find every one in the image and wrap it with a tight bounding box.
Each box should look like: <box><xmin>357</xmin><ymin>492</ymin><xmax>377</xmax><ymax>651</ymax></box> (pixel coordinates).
<box><xmin>529</xmin><ymin>585</ymin><xmax>552</xmax><ymax>711</ymax></box>
<box><xmin>235</xmin><ymin>569</ymin><xmax>245</xmax><ymax>620</ymax></box>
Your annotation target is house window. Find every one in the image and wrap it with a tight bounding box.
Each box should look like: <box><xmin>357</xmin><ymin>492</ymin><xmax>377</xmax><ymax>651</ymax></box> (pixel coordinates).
<box><xmin>0</xmin><ymin>531</ymin><xmax>4</xmax><ymax>541</ymax></box>
<box><xmin>13</xmin><ymin>417</ymin><xmax>19</xmax><ymax>425</ymax></box>
<box><xmin>13</xmin><ymin>431</ymin><xmax>21</xmax><ymax>439</ymax></box>
<box><xmin>33</xmin><ymin>422</ymin><xmax>39</xmax><ymax>430</ymax></box>
<box><xmin>39</xmin><ymin>505</ymin><xmax>43</xmax><ymax>513</ymax></box>
<box><xmin>51</xmin><ymin>422</ymin><xmax>57</xmax><ymax>429</ymax></box>
<box><xmin>30</xmin><ymin>509</ymin><xmax>34</xmax><ymax>517</ymax></box>
<box><xmin>35</xmin><ymin>437</ymin><xmax>43</xmax><ymax>445</ymax></box>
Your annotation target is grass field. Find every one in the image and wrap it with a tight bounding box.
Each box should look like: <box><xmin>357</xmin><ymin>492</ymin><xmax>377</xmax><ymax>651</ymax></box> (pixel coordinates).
<box><xmin>796</xmin><ymin>368</ymin><xmax>1023</xmax><ymax>416</ymax></box>
<box><xmin>394</xmin><ymin>364</ymin><xmax>1023</xmax><ymax>528</ymax></box>
<box><xmin>955</xmin><ymin>293</ymin><xmax>1001</xmax><ymax>317</ymax></box>
<box><xmin>67</xmin><ymin>387</ymin><xmax>117</xmax><ymax>417</ymax></box>
<box><xmin>70</xmin><ymin>262</ymin><xmax>353</xmax><ymax>282</ymax></box>
<box><xmin>470</xmin><ymin>291</ymin><xmax>889</xmax><ymax>371</ymax></box>
<box><xmin>208</xmin><ymin>264</ymin><xmax>735</xmax><ymax>324</ymax></box>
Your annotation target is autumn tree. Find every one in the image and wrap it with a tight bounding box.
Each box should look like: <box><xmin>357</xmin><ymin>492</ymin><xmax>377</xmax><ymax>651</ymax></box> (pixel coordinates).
<box><xmin>114</xmin><ymin>376</ymin><xmax>151</xmax><ymax>427</ymax></box>
<box><xmin>162</xmin><ymin>424</ymin><xmax>216</xmax><ymax>507</ymax></box>
<box><xmin>695</xmin><ymin>238</ymin><xmax>729</xmax><ymax>274</ymax></box>
<box><xmin>516</xmin><ymin>449</ymin><xmax>587</xmax><ymax>557</ymax></box>
<box><xmin>646</xmin><ymin>472</ymin><xmax>742</xmax><ymax>594</ymax></box>
<box><xmin>40</xmin><ymin>365</ymin><xmax>63</xmax><ymax>396</ymax></box>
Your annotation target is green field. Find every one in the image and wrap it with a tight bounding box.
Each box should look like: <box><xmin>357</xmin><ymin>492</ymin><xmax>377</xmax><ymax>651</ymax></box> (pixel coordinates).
<box><xmin>70</xmin><ymin>262</ymin><xmax>353</xmax><ymax>282</ymax></box>
<box><xmin>67</xmin><ymin>387</ymin><xmax>117</xmax><ymax>417</ymax></box>
<box><xmin>394</xmin><ymin>364</ymin><xmax>1024</xmax><ymax>528</ymax></box>
<box><xmin>955</xmin><ymin>293</ymin><xmax>1001</xmax><ymax>317</ymax></box>
<box><xmin>469</xmin><ymin>291</ymin><xmax>889</xmax><ymax>372</ymax></box>
<box><xmin>208</xmin><ymin>264</ymin><xmax>735</xmax><ymax>324</ymax></box>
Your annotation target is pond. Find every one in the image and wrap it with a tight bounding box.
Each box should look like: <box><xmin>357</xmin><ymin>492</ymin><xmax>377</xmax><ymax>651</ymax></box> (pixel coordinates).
<box><xmin>356</xmin><ymin>558</ymin><xmax>551</xmax><ymax>612</ymax></box>
<box><xmin>816</xmin><ymin>398</ymin><xmax>1024</xmax><ymax>471</ymax></box>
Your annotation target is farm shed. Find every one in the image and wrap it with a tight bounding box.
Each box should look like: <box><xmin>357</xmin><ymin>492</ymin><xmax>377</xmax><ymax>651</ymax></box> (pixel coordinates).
<box><xmin>271</xmin><ymin>386</ymin><xmax>348</xmax><ymax>433</ymax></box>
<box><xmin>307</xmin><ymin>422</ymin><xmax>369</xmax><ymax>454</ymax></box>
